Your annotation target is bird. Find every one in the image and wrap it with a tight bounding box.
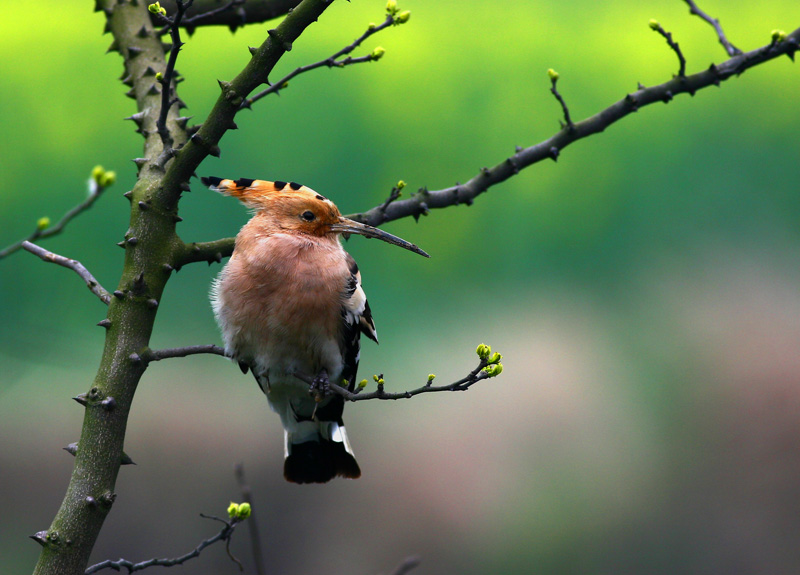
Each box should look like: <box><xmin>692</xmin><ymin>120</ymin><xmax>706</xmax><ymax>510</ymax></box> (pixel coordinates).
<box><xmin>202</xmin><ymin>176</ymin><xmax>429</xmax><ymax>484</ymax></box>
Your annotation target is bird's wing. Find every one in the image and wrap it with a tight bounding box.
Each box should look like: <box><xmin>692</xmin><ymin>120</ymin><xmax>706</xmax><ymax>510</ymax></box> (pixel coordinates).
<box><xmin>339</xmin><ymin>253</ymin><xmax>377</xmax><ymax>391</ymax></box>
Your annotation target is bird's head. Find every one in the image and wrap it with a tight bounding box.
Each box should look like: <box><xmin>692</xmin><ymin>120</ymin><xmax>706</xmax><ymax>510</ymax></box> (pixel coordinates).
<box><xmin>202</xmin><ymin>177</ymin><xmax>429</xmax><ymax>257</ymax></box>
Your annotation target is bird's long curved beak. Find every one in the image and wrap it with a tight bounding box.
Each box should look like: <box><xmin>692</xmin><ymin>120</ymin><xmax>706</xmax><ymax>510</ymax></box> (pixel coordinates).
<box><xmin>331</xmin><ymin>218</ymin><xmax>430</xmax><ymax>258</ymax></box>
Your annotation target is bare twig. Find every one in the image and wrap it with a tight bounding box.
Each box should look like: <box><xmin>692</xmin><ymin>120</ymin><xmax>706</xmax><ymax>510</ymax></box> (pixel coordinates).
<box><xmin>84</xmin><ymin>514</ymin><xmax>244</xmax><ymax>574</ymax></box>
<box><xmin>155</xmin><ymin>0</ymin><xmax>301</xmax><ymax>30</ymax></box>
<box><xmin>387</xmin><ymin>556</ymin><xmax>422</xmax><ymax>575</ymax></box>
<box><xmin>21</xmin><ymin>241</ymin><xmax>111</xmax><ymax>305</ymax></box>
<box><xmin>649</xmin><ymin>19</ymin><xmax>687</xmax><ymax>77</ymax></box>
<box><xmin>548</xmin><ymin>70</ymin><xmax>574</xmax><ymax>130</ymax></box>
<box><xmin>234</xmin><ymin>464</ymin><xmax>266</xmax><ymax>575</ymax></box>
<box><xmin>375</xmin><ymin>181</ymin><xmax>406</xmax><ymax>224</ymax></box>
<box><xmin>243</xmin><ymin>14</ymin><xmax>395</xmax><ymax>107</ymax></box>
<box><xmin>0</xmin><ymin>179</ymin><xmax>107</xmax><ymax>259</ymax></box>
<box><xmin>293</xmin><ymin>357</ymin><xmax>501</xmax><ymax>402</ymax></box>
<box><xmin>147</xmin><ymin>344</ymin><xmax>226</xmax><ymax>362</ymax></box>
<box><xmin>159</xmin><ymin>0</ymin><xmax>245</xmax><ymax>34</ymax></box>
<box><xmin>155</xmin><ymin>0</ymin><xmax>194</xmax><ymax>156</ymax></box>
<box><xmin>683</xmin><ymin>0</ymin><xmax>741</xmax><ymax>56</ymax></box>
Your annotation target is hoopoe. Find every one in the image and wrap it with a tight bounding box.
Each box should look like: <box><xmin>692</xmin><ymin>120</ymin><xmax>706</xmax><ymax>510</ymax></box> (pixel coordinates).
<box><xmin>202</xmin><ymin>176</ymin><xmax>429</xmax><ymax>484</ymax></box>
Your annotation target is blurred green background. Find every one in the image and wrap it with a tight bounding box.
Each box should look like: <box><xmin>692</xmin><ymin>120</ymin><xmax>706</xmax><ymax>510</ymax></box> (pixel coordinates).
<box><xmin>2</xmin><ymin>1</ymin><xmax>800</xmax><ymax>573</ymax></box>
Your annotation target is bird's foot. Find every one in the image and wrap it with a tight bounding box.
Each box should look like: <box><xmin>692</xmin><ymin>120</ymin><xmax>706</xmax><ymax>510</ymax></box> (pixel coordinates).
<box><xmin>308</xmin><ymin>369</ymin><xmax>331</xmax><ymax>402</ymax></box>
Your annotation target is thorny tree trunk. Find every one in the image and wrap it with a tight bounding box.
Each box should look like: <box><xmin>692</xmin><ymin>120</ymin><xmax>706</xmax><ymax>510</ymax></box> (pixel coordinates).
<box><xmin>32</xmin><ymin>1</ymin><xmax>326</xmax><ymax>573</ymax></box>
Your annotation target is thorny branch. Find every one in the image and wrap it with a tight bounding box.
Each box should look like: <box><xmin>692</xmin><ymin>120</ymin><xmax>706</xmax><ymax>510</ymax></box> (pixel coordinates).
<box><xmin>20</xmin><ymin>241</ymin><xmax>112</xmax><ymax>305</ymax></box>
<box><xmin>84</xmin><ymin>514</ymin><xmax>244</xmax><ymax>574</ymax></box>
<box><xmin>683</xmin><ymin>0</ymin><xmax>741</xmax><ymax>56</ymax></box>
<box><xmin>243</xmin><ymin>13</ymin><xmax>397</xmax><ymax>107</ymax></box>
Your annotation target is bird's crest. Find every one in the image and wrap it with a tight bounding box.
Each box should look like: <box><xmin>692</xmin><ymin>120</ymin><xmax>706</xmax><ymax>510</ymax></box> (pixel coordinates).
<box><xmin>202</xmin><ymin>176</ymin><xmax>430</xmax><ymax>257</ymax></box>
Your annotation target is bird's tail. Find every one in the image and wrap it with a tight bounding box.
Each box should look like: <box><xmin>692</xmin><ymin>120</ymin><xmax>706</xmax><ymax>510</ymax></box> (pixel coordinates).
<box><xmin>283</xmin><ymin>420</ymin><xmax>361</xmax><ymax>484</ymax></box>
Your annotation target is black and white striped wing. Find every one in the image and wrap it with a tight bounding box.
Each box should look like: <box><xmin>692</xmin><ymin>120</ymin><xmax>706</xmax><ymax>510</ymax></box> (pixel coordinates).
<box><xmin>340</xmin><ymin>253</ymin><xmax>377</xmax><ymax>391</ymax></box>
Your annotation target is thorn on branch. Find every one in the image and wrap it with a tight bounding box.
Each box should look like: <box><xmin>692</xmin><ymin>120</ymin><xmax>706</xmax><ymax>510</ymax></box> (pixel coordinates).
<box><xmin>649</xmin><ymin>19</ymin><xmax>687</xmax><ymax>77</ymax></box>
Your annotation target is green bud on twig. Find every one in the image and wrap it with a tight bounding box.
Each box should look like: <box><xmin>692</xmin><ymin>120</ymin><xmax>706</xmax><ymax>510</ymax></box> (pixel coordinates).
<box><xmin>37</xmin><ymin>217</ymin><xmax>51</xmax><ymax>231</ymax></box>
<box><xmin>484</xmin><ymin>363</ymin><xmax>503</xmax><ymax>377</ymax></box>
<box><xmin>427</xmin><ymin>374</ymin><xmax>436</xmax><ymax>384</ymax></box>
<box><xmin>358</xmin><ymin>379</ymin><xmax>368</xmax><ymax>389</ymax></box>
<box><xmin>396</xmin><ymin>10</ymin><xmax>411</xmax><ymax>24</ymax></box>
<box><xmin>100</xmin><ymin>171</ymin><xmax>116</xmax><ymax>188</ymax></box>
<box><xmin>148</xmin><ymin>2</ymin><xmax>166</xmax><ymax>16</ymax></box>
<box><xmin>236</xmin><ymin>502</ymin><xmax>251</xmax><ymax>519</ymax></box>
<box><xmin>476</xmin><ymin>343</ymin><xmax>491</xmax><ymax>360</ymax></box>
<box><xmin>386</xmin><ymin>0</ymin><xmax>397</xmax><ymax>15</ymax></box>
<box><xmin>397</xmin><ymin>180</ymin><xmax>406</xmax><ymax>190</ymax></box>
<box><xmin>547</xmin><ymin>68</ymin><xmax>559</xmax><ymax>81</ymax></box>
<box><xmin>488</xmin><ymin>352</ymin><xmax>502</xmax><ymax>365</ymax></box>
<box><xmin>371</xmin><ymin>46</ymin><xmax>386</xmax><ymax>61</ymax></box>
<box><xmin>648</xmin><ymin>19</ymin><xmax>660</xmax><ymax>30</ymax></box>
<box><xmin>227</xmin><ymin>502</ymin><xmax>251</xmax><ymax>520</ymax></box>
<box><xmin>771</xmin><ymin>29</ymin><xmax>787</xmax><ymax>43</ymax></box>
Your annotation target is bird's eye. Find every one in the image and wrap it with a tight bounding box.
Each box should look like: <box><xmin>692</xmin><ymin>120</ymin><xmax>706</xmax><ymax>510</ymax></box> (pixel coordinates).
<box><xmin>301</xmin><ymin>210</ymin><xmax>316</xmax><ymax>222</ymax></box>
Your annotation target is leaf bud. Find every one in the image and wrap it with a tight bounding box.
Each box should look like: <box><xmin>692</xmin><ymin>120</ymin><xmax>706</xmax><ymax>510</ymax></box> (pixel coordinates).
<box><xmin>227</xmin><ymin>502</ymin><xmax>238</xmax><ymax>519</ymax></box>
<box><xmin>484</xmin><ymin>363</ymin><xmax>503</xmax><ymax>377</ymax></box>
<box><xmin>148</xmin><ymin>2</ymin><xmax>162</xmax><ymax>14</ymax></box>
<box><xmin>92</xmin><ymin>165</ymin><xmax>105</xmax><ymax>184</ymax></box>
<box><xmin>371</xmin><ymin>46</ymin><xmax>386</xmax><ymax>61</ymax></box>
<box><xmin>396</xmin><ymin>10</ymin><xmax>411</xmax><ymax>24</ymax></box>
<box><xmin>771</xmin><ymin>29</ymin><xmax>787</xmax><ymax>43</ymax></box>
<box><xmin>358</xmin><ymin>379</ymin><xmax>368</xmax><ymax>389</ymax></box>
<box><xmin>547</xmin><ymin>68</ymin><xmax>559</xmax><ymax>81</ymax></box>
<box><xmin>236</xmin><ymin>502</ymin><xmax>251</xmax><ymax>519</ymax></box>
<box><xmin>476</xmin><ymin>343</ymin><xmax>491</xmax><ymax>360</ymax></box>
<box><xmin>386</xmin><ymin>0</ymin><xmax>397</xmax><ymax>15</ymax></box>
<box><xmin>397</xmin><ymin>180</ymin><xmax>406</xmax><ymax>190</ymax></box>
<box><xmin>427</xmin><ymin>374</ymin><xmax>436</xmax><ymax>384</ymax></box>
<box><xmin>37</xmin><ymin>217</ymin><xmax>51</xmax><ymax>231</ymax></box>
<box><xmin>648</xmin><ymin>19</ymin><xmax>660</xmax><ymax>30</ymax></box>
<box><xmin>100</xmin><ymin>171</ymin><xmax>117</xmax><ymax>187</ymax></box>
<box><xmin>488</xmin><ymin>352</ymin><xmax>502</xmax><ymax>364</ymax></box>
